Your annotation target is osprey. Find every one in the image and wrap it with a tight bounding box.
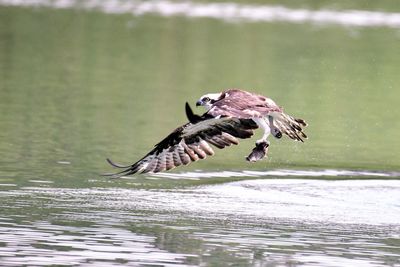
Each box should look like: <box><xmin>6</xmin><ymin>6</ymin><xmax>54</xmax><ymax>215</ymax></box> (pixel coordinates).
<box><xmin>105</xmin><ymin>89</ymin><xmax>307</xmax><ymax>177</ymax></box>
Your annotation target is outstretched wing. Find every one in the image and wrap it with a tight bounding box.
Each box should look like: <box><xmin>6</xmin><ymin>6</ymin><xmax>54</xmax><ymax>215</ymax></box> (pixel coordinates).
<box><xmin>104</xmin><ymin>104</ymin><xmax>258</xmax><ymax>177</ymax></box>
<box><xmin>207</xmin><ymin>89</ymin><xmax>283</xmax><ymax>118</ymax></box>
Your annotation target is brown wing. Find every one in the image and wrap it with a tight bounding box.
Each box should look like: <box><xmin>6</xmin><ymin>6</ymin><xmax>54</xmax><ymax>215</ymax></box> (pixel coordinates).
<box><xmin>104</xmin><ymin>115</ymin><xmax>258</xmax><ymax>177</ymax></box>
<box><xmin>207</xmin><ymin>89</ymin><xmax>283</xmax><ymax>118</ymax></box>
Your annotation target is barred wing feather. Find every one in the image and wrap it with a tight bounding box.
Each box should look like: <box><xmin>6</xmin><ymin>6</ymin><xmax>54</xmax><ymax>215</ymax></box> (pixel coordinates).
<box><xmin>104</xmin><ymin>116</ymin><xmax>258</xmax><ymax>177</ymax></box>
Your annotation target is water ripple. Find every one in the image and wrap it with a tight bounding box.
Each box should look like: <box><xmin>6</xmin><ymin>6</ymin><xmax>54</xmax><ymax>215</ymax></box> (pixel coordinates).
<box><xmin>0</xmin><ymin>222</ymin><xmax>196</xmax><ymax>266</ymax></box>
<box><xmin>150</xmin><ymin>168</ymin><xmax>399</xmax><ymax>179</ymax></box>
<box><xmin>1</xmin><ymin>179</ymin><xmax>399</xmax><ymax>266</ymax></box>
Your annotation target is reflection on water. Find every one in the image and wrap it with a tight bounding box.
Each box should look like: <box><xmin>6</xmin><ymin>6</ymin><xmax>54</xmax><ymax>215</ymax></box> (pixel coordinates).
<box><xmin>2</xmin><ymin>0</ymin><xmax>400</xmax><ymax>28</ymax></box>
<box><xmin>1</xmin><ymin>179</ymin><xmax>399</xmax><ymax>266</ymax></box>
<box><xmin>0</xmin><ymin>223</ymin><xmax>195</xmax><ymax>266</ymax></box>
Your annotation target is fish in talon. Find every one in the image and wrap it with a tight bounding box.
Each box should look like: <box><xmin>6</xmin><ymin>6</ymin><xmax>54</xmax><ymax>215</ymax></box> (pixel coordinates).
<box><xmin>246</xmin><ymin>142</ymin><xmax>269</xmax><ymax>162</ymax></box>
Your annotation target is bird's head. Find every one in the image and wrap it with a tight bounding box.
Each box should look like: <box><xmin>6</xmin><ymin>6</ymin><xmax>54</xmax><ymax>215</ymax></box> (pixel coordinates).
<box><xmin>196</xmin><ymin>93</ymin><xmax>222</xmax><ymax>109</ymax></box>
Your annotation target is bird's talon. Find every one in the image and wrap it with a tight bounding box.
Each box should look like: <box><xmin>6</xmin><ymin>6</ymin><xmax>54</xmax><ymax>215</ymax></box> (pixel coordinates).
<box><xmin>255</xmin><ymin>140</ymin><xmax>269</xmax><ymax>147</ymax></box>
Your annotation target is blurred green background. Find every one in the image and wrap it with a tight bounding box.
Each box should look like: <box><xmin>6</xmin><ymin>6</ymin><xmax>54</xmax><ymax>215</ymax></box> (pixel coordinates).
<box><xmin>0</xmin><ymin>2</ymin><xmax>399</xmax><ymax>188</ymax></box>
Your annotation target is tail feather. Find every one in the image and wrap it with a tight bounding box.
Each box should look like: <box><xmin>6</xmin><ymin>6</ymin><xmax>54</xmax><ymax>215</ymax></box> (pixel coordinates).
<box><xmin>272</xmin><ymin>113</ymin><xmax>308</xmax><ymax>142</ymax></box>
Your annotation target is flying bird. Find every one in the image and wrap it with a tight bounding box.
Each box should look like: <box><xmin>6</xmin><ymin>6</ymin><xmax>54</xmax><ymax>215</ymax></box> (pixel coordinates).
<box><xmin>104</xmin><ymin>89</ymin><xmax>307</xmax><ymax>177</ymax></box>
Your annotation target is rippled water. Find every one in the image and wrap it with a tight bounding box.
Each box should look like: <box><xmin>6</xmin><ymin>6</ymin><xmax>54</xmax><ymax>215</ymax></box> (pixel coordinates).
<box><xmin>1</xmin><ymin>178</ymin><xmax>399</xmax><ymax>266</ymax></box>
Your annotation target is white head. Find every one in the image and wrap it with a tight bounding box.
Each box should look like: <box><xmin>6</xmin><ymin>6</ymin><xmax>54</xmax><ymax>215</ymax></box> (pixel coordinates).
<box><xmin>196</xmin><ymin>93</ymin><xmax>222</xmax><ymax>110</ymax></box>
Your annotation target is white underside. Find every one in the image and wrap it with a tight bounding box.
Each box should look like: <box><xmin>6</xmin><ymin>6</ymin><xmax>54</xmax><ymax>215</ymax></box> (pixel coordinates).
<box><xmin>181</xmin><ymin>117</ymin><xmax>232</xmax><ymax>137</ymax></box>
<box><xmin>253</xmin><ymin>115</ymin><xmax>281</xmax><ymax>144</ymax></box>
<box><xmin>253</xmin><ymin>117</ymin><xmax>271</xmax><ymax>144</ymax></box>
<box><xmin>183</xmin><ymin>115</ymin><xmax>279</xmax><ymax>145</ymax></box>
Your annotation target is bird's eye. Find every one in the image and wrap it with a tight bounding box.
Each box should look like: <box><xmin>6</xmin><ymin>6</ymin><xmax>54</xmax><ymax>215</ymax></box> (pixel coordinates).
<box><xmin>203</xmin><ymin>97</ymin><xmax>210</xmax><ymax>102</ymax></box>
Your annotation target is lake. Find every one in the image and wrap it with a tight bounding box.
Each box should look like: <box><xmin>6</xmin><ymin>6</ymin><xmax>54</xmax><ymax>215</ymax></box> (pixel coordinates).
<box><xmin>0</xmin><ymin>1</ymin><xmax>399</xmax><ymax>266</ymax></box>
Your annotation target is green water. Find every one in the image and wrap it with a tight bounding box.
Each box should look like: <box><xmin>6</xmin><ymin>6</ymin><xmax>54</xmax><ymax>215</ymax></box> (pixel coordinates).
<box><xmin>1</xmin><ymin>7</ymin><xmax>400</xmax><ymax>183</ymax></box>
<box><xmin>0</xmin><ymin>4</ymin><xmax>400</xmax><ymax>266</ymax></box>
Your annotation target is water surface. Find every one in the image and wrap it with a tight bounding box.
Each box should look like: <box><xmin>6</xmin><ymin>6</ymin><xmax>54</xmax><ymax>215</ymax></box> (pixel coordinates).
<box><xmin>1</xmin><ymin>179</ymin><xmax>400</xmax><ymax>266</ymax></box>
<box><xmin>0</xmin><ymin>1</ymin><xmax>399</xmax><ymax>266</ymax></box>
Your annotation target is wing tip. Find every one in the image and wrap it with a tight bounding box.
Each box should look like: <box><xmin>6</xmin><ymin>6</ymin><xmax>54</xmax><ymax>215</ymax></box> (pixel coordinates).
<box><xmin>185</xmin><ymin>102</ymin><xmax>202</xmax><ymax>123</ymax></box>
<box><xmin>103</xmin><ymin>158</ymin><xmax>142</xmax><ymax>178</ymax></box>
<box><xmin>106</xmin><ymin>158</ymin><xmax>131</xmax><ymax>168</ymax></box>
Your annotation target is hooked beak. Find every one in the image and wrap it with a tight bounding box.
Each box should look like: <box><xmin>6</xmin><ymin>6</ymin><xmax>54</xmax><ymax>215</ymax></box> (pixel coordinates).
<box><xmin>196</xmin><ymin>100</ymin><xmax>202</xmax><ymax>107</ymax></box>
